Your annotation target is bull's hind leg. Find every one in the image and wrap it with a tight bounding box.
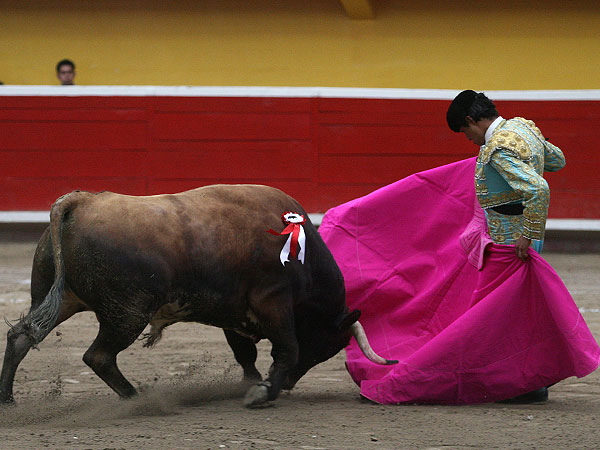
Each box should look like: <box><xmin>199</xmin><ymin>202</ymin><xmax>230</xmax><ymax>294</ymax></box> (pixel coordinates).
<box><xmin>0</xmin><ymin>293</ymin><xmax>85</xmax><ymax>403</ymax></box>
<box><xmin>0</xmin><ymin>321</ymin><xmax>37</xmax><ymax>404</ymax></box>
<box><xmin>83</xmin><ymin>315</ymin><xmax>150</xmax><ymax>399</ymax></box>
<box><xmin>223</xmin><ymin>329</ymin><xmax>262</xmax><ymax>383</ymax></box>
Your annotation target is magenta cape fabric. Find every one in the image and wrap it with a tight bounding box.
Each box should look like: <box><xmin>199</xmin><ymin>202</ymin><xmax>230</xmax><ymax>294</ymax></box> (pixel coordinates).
<box><xmin>319</xmin><ymin>158</ymin><xmax>600</xmax><ymax>404</ymax></box>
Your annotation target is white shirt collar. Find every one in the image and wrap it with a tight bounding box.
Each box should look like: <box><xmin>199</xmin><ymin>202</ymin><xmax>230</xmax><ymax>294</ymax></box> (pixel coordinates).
<box><xmin>484</xmin><ymin>116</ymin><xmax>504</xmax><ymax>144</ymax></box>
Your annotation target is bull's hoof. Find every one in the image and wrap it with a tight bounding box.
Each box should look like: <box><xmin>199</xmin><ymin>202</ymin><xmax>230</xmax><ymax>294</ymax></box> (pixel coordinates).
<box><xmin>242</xmin><ymin>369</ymin><xmax>262</xmax><ymax>384</ymax></box>
<box><xmin>243</xmin><ymin>382</ymin><xmax>271</xmax><ymax>408</ymax></box>
<box><xmin>241</xmin><ymin>371</ymin><xmax>262</xmax><ymax>386</ymax></box>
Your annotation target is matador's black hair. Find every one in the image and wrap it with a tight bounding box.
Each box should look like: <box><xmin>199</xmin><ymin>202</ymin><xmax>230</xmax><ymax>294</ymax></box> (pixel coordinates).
<box><xmin>447</xmin><ymin>90</ymin><xmax>498</xmax><ymax>132</ymax></box>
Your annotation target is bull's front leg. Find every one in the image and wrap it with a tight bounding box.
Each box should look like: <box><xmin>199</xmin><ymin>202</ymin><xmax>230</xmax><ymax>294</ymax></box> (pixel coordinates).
<box><xmin>223</xmin><ymin>329</ymin><xmax>262</xmax><ymax>383</ymax></box>
<box><xmin>243</xmin><ymin>312</ymin><xmax>298</xmax><ymax>408</ymax></box>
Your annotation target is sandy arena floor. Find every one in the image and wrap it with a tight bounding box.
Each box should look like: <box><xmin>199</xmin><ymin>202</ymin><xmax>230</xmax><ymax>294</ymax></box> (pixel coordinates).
<box><xmin>0</xmin><ymin>241</ymin><xmax>599</xmax><ymax>450</ymax></box>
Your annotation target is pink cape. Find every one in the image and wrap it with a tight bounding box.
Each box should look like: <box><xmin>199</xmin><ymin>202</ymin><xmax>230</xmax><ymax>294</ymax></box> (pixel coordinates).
<box><xmin>319</xmin><ymin>158</ymin><xmax>600</xmax><ymax>404</ymax></box>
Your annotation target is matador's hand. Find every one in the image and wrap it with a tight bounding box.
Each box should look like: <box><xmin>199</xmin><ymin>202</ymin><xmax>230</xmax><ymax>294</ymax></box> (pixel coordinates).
<box><xmin>515</xmin><ymin>236</ymin><xmax>532</xmax><ymax>261</ymax></box>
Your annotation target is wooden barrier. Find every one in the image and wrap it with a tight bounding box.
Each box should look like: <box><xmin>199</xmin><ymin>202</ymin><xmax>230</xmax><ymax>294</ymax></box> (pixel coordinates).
<box><xmin>1</xmin><ymin>88</ymin><xmax>599</xmax><ymax>217</ymax></box>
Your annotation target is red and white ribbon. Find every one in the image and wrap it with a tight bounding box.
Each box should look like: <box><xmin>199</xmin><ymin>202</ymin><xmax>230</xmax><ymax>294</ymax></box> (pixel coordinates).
<box><xmin>267</xmin><ymin>212</ymin><xmax>306</xmax><ymax>265</ymax></box>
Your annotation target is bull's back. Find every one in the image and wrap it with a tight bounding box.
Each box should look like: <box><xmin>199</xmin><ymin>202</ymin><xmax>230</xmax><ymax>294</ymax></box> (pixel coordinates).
<box><xmin>51</xmin><ymin>185</ymin><xmax>328</xmax><ymax>309</ymax></box>
<box><xmin>69</xmin><ymin>185</ymin><xmax>304</xmax><ymax>262</ymax></box>
<box><xmin>37</xmin><ymin>185</ymin><xmax>344</xmax><ymax>327</ymax></box>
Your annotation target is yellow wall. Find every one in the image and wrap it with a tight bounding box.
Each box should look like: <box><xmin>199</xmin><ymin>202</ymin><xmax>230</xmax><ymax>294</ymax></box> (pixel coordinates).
<box><xmin>1</xmin><ymin>0</ymin><xmax>599</xmax><ymax>89</ymax></box>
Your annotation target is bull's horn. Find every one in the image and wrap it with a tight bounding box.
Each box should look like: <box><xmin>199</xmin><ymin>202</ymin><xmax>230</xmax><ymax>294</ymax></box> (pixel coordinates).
<box><xmin>351</xmin><ymin>321</ymin><xmax>398</xmax><ymax>365</ymax></box>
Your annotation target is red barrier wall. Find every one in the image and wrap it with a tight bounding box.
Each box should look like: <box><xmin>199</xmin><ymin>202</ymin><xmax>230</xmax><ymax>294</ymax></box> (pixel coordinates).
<box><xmin>1</xmin><ymin>94</ymin><xmax>599</xmax><ymax>217</ymax></box>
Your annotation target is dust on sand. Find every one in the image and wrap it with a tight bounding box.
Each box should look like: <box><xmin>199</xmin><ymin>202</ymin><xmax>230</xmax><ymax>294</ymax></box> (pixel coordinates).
<box><xmin>1</xmin><ymin>242</ymin><xmax>599</xmax><ymax>450</ymax></box>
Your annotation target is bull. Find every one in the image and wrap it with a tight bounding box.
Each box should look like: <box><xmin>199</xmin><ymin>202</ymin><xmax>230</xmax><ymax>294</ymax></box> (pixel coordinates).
<box><xmin>0</xmin><ymin>185</ymin><xmax>394</xmax><ymax>407</ymax></box>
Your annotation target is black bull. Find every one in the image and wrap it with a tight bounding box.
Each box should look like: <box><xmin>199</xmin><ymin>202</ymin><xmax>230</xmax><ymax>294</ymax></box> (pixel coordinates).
<box><xmin>1</xmin><ymin>185</ymin><xmax>394</xmax><ymax>407</ymax></box>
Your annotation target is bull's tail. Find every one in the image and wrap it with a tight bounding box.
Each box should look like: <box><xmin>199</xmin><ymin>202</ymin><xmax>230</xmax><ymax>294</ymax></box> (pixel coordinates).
<box><xmin>25</xmin><ymin>192</ymin><xmax>81</xmax><ymax>345</ymax></box>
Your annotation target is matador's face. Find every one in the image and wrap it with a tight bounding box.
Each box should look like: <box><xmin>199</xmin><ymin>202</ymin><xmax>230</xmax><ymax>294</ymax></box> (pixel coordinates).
<box><xmin>459</xmin><ymin>117</ymin><xmax>487</xmax><ymax>147</ymax></box>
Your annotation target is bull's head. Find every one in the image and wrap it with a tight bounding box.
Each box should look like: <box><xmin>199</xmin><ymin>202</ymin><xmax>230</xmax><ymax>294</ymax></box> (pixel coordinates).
<box><xmin>282</xmin><ymin>309</ymin><xmax>397</xmax><ymax>390</ymax></box>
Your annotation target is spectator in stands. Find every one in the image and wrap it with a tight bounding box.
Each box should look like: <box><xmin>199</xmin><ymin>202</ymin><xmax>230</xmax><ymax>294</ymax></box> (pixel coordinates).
<box><xmin>56</xmin><ymin>59</ymin><xmax>76</xmax><ymax>85</ymax></box>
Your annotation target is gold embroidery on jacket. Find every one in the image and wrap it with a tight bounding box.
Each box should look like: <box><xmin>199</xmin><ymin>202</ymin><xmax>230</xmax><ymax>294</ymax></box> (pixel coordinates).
<box><xmin>475</xmin><ymin>117</ymin><xmax>565</xmax><ymax>242</ymax></box>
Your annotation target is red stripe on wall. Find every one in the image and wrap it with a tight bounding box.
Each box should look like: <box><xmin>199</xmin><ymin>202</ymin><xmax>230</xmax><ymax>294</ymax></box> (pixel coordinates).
<box><xmin>0</xmin><ymin>96</ymin><xmax>598</xmax><ymax>218</ymax></box>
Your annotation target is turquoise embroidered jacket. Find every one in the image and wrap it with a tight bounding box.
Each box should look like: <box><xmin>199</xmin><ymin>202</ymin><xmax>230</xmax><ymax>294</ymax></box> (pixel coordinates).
<box><xmin>475</xmin><ymin>117</ymin><xmax>566</xmax><ymax>240</ymax></box>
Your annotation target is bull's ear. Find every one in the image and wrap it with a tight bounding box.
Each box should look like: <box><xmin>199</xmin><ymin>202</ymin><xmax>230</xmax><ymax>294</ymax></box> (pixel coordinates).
<box><xmin>335</xmin><ymin>309</ymin><xmax>361</xmax><ymax>330</ymax></box>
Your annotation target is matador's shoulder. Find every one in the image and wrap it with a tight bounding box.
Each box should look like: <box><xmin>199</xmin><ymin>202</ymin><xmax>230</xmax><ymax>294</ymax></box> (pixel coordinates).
<box><xmin>479</xmin><ymin>119</ymin><xmax>534</xmax><ymax>165</ymax></box>
<box><xmin>512</xmin><ymin>117</ymin><xmax>545</xmax><ymax>142</ymax></box>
